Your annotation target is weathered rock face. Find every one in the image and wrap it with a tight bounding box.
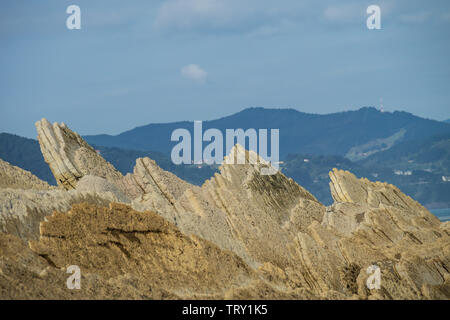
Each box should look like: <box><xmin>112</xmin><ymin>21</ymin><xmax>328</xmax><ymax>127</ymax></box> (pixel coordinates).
<box><xmin>76</xmin><ymin>175</ymin><xmax>130</xmax><ymax>204</ymax></box>
<box><xmin>35</xmin><ymin>119</ymin><xmax>125</xmax><ymax>192</ymax></box>
<box><xmin>2</xmin><ymin>202</ymin><xmax>315</xmax><ymax>299</ymax></box>
<box><xmin>1</xmin><ymin>121</ymin><xmax>449</xmax><ymax>300</ymax></box>
<box><xmin>311</xmin><ymin>169</ymin><xmax>450</xmax><ymax>299</ymax></box>
<box><xmin>126</xmin><ymin>157</ymin><xmax>193</xmax><ymax>211</ymax></box>
<box><xmin>0</xmin><ymin>232</ymin><xmax>179</xmax><ymax>300</ymax></box>
<box><xmin>0</xmin><ymin>158</ymin><xmax>52</xmax><ymax>190</ymax></box>
<box><xmin>0</xmin><ymin>189</ymin><xmax>126</xmax><ymax>241</ymax></box>
<box><xmin>28</xmin><ymin>202</ymin><xmax>259</xmax><ymax>298</ymax></box>
<box><xmin>329</xmin><ymin>168</ymin><xmax>437</xmax><ymax>216</ymax></box>
<box><xmin>132</xmin><ymin>145</ymin><xmax>326</xmax><ymax>269</ymax></box>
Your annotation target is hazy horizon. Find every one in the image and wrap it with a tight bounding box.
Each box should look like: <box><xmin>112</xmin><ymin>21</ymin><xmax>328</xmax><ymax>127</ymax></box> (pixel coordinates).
<box><xmin>1</xmin><ymin>0</ymin><xmax>450</xmax><ymax>138</ymax></box>
<box><xmin>1</xmin><ymin>105</ymin><xmax>448</xmax><ymax>140</ymax></box>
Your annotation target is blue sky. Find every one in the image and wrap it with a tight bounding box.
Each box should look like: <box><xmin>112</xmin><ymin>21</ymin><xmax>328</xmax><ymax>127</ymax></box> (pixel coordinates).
<box><xmin>1</xmin><ymin>0</ymin><xmax>450</xmax><ymax>138</ymax></box>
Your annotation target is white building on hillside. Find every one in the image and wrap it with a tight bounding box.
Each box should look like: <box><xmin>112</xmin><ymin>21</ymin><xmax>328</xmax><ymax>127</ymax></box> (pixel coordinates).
<box><xmin>394</xmin><ymin>170</ymin><xmax>412</xmax><ymax>176</ymax></box>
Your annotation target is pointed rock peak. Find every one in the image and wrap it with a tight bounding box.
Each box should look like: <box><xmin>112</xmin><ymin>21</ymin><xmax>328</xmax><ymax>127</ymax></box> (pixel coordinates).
<box><xmin>220</xmin><ymin>143</ymin><xmax>279</xmax><ymax>178</ymax></box>
<box><xmin>35</xmin><ymin>119</ymin><xmax>123</xmax><ymax>190</ymax></box>
<box><xmin>0</xmin><ymin>158</ymin><xmax>52</xmax><ymax>190</ymax></box>
<box><xmin>329</xmin><ymin>168</ymin><xmax>429</xmax><ymax>212</ymax></box>
<box><xmin>211</xmin><ymin>144</ymin><xmax>318</xmax><ymax>204</ymax></box>
<box><xmin>223</xmin><ymin>144</ymin><xmax>269</xmax><ymax>167</ymax></box>
<box><xmin>128</xmin><ymin>156</ymin><xmax>192</xmax><ymax>201</ymax></box>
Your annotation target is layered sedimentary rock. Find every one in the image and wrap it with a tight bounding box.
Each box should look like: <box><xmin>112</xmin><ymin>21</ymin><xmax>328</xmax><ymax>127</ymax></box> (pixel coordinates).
<box><xmin>329</xmin><ymin>168</ymin><xmax>438</xmax><ymax>216</ymax></box>
<box><xmin>3</xmin><ymin>203</ymin><xmax>315</xmax><ymax>299</ymax></box>
<box><xmin>0</xmin><ymin>158</ymin><xmax>51</xmax><ymax>190</ymax></box>
<box><xmin>0</xmin><ymin>189</ymin><xmax>126</xmax><ymax>241</ymax></box>
<box><xmin>76</xmin><ymin>175</ymin><xmax>130</xmax><ymax>203</ymax></box>
<box><xmin>0</xmin><ymin>232</ymin><xmax>179</xmax><ymax>299</ymax></box>
<box><xmin>0</xmin><ymin>156</ymin><xmax>128</xmax><ymax>242</ymax></box>
<box><xmin>308</xmin><ymin>169</ymin><xmax>450</xmax><ymax>299</ymax></box>
<box><xmin>1</xmin><ymin>120</ymin><xmax>449</xmax><ymax>300</ymax></box>
<box><xmin>35</xmin><ymin>119</ymin><xmax>126</xmax><ymax>193</ymax></box>
<box><xmin>125</xmin><ymin>157</ymin><xmax>192</xmax><ymax>210</ymax></box>
<box><xmin>132</xmin><ymin>145</ymin><xmax>326</xmax><ymax>268</ymax></box>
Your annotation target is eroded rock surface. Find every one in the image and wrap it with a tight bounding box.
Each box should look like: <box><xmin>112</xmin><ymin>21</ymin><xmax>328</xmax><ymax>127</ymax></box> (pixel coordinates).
<box><xmin>0</xmin><ymin>189</ymin><xmax>127</xmax><ymax>241</ymax></box>
<box><xmin>0</xmin><ymin>121</ymin><xmax>448</xmax><ymax>300</ymax></box>
<box><xmin>5</xmin><ymin>202</ymin><xmax>314</xmax><ymax>299</ymax></box>
<box><xmin>132</xmin><ymin>145</ymin><xmax>326</xmax><ymax>268</ymax></box>
<box><xmin>0</xmin><ymin>158</ymin><xmax>52</xmax><ymax>190</ymax></box>
<box><xmin>35</xmin><ymin>119</ymin><xmax>125</xmax><ymax>192</ymax></box>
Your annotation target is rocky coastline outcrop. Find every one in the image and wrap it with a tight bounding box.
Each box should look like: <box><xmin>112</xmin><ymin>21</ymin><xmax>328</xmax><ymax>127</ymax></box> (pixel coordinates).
<box><xmin>0</xmin><ymin>119</ymin><xmax>448</xmax><ymax>299</ymax></box>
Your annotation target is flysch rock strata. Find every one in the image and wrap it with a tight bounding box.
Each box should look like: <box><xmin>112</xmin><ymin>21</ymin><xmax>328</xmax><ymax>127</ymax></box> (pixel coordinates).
<box><xmin>0</xmin><ymin>158</ymin><xmax>52</xmax><ymax>190</ymax></box>
<box><xmin>0</xmin><ymin>120</ymin><xmax>448</xmax><ymax>300</ymax></box>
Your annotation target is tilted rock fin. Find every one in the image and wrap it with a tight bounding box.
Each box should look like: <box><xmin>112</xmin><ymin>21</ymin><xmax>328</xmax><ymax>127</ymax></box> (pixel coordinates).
<box><xmin>0</xmin><ymin>158</ymin><xmax>52</xmax><ymax>190</ymax></box>
<box><xmin>35</xmin><ymin>118</ymin><xmax>124</xmax><ymax>190</ymax></box>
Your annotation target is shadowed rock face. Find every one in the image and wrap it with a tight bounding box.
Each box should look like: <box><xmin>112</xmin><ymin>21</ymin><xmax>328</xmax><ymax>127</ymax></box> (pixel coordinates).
<box><xmin>0</xmin><ymin>120</ymin><xmax>449</xmax><ymax>300</ymax></box>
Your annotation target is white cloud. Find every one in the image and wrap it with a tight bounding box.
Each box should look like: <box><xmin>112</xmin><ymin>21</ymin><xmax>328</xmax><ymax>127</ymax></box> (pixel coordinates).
<box><xmin>154</xmin><ymin>0</ymin><xmax>232</xmax><ymax>32</ymax></box>
<box><xmin>181</xmin><ymin>64</ymin><xmax>208</xmax><ymax>83</ymax></box>
<box><xmin>153</xmin><ymin>0</ymin><xmax>307</xmax><ymax>34</ymax></box>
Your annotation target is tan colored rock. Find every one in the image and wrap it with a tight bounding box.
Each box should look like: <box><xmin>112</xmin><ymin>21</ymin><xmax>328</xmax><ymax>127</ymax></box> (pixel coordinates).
<box><xmin>0</xmin><ymin>188</ymin><xmax>127</xmax><ymax>241</ymax></box>
<box><xmin>132</xmin><ymin>145</ymin><xmax>325</xmax><ymax>268</ymax></box>
<box><xmin>126</xmin><ymin>157</ymin><xmax>192</xmax><ymax>210</ymax></box>
<box><xmin>2</xmin><ymin>119</ymin><xmax>448</xmax><ymax>300</ymax></box>
<box><xmin>0</xmin><ymin>158</ymin><xmax>52</xmax><ymax>190</ymax></box>
<box><xmin>28</xmin><ymin>202</ymin><xmax>255</xmax><ymax>298</ymax></box>
<box><xmin>329</xmin><ymin>168</ymin><xmax>437</xmax><ymax>218</ymax></box>
<box><xmin>35</xmin><ymin>119</ymin><xmax>125</xmax><ymax>192</ymax></box>
<box><xmin>76</xmin><ymin>175</ymin><xmax>130</xmax><ymax>203</ymax></box>
<box><xmin>0</xmin><ymin>202</ymin><xmax>321</xmax><ymax>300</ymax></box>
<box><xmin>0</xmin><ymin>232</ymin><xmax>178</xmax><ymax>299</ymax></box>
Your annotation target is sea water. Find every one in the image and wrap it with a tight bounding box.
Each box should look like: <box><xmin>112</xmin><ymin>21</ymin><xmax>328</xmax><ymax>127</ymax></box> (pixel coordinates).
<box><xmin>430</xmin><ymin>208</ymin><xmax>450</xmax><ymax>222</ymax></box>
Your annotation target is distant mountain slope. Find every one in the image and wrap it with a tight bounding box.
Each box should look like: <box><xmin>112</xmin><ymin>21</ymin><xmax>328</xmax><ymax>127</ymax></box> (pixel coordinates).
<box><xmin>84</xmin><ymin>107</ymin><xmax>450</xmax><ymax>159</ymax></box>
<box><xmin>0</xmin><ymin>133</ymin><xmax>55</xmax><ymax>185</ymax></box>
<box><xmin>445</xmin><ymin>119</ymin><xmax>450</xmax><ymax>124</ymax></box>
<box><xmin>1</xmin><ymin>130</ymin><xmax>449</xmax><ymax>209</ymax></box>
<box><xmin>361</xmin><ymin>133</ymin><xmax>450</xmax><ymax>175</ymax></box>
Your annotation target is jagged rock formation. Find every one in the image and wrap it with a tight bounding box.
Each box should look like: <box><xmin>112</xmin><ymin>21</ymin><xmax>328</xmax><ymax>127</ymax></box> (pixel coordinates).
<box><xmin>329</xmin><ymin>168</ymin><xmax>439</xmax><ymax>216</ymax></box>
<box><xmin>313</xmin><ymin>169</ymin><xmax>450</xmax><ymax>298</ymax></box>
<box><xmin>0</xmin><ymin>158</ymin><xmax>52</xmax><ymax>190</ymax></box>
<box><xmin>34</xmin><ymin>120</ymin><xmax>326</xmax><ymax>267</ymax></box>
<box><xmin>125</xmin><ymin>157</ymin><xmax>192</xmax><ymax>210</ymax></box>
<box><xmin>0</xmin><ymin>189</ymin><xmax>126</xmax><ymax>241</ymax></box>
<box><xmin>28</xmin><ymin>202</ymin><xmax>260</xmax><ymax>299</ymax></box>
<box><xmin>131</xmin><ymin>144</ymin><xmax>325</xmax><ymax>268</ymax></box>
<box><xmin>35</xmin><ymin>119</ymin><xmax>126</xmax><ymax>193</ymax></box>
<box><xmin>2</xmin><ymin>203</ymin><xmax>316</xmax><ymax>299</ymax></box>
<box><xmin>0</xmin><ymin>120</ymin><xmax>449</xmax><ymax>300</ymax></box>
